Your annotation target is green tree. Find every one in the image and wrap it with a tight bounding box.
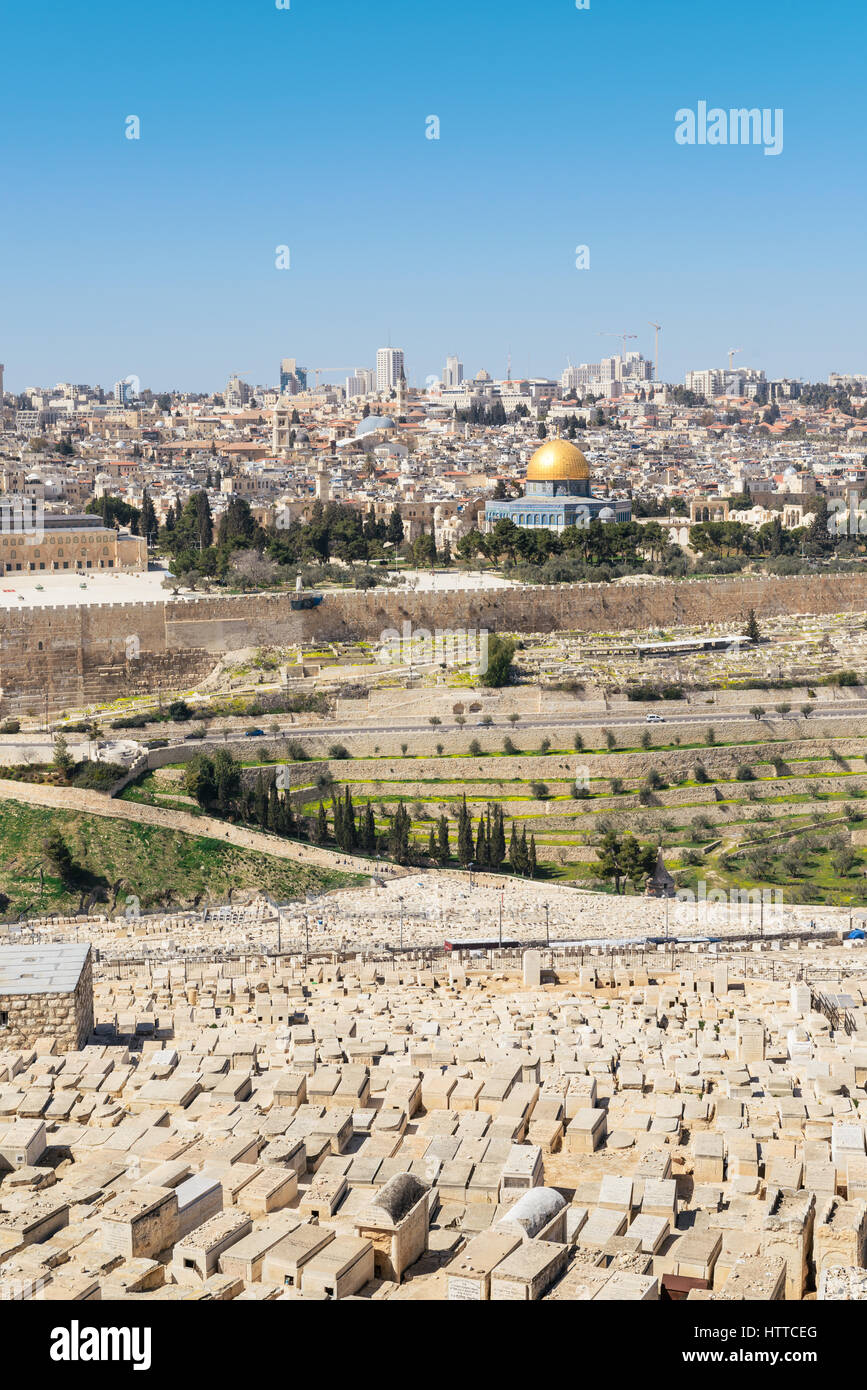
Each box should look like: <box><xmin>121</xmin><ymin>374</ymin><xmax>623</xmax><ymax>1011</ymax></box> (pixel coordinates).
<box><xmin>184</xmin><ymin>753</ymin><xmax>218</xmax><ymax>807</ymax></box>
<box><xmin>436</xmin><ymin>813</ymin><xmax>451</xmax><ymax>866</ymax></box>
<box><xmin>744</xmin><ymin>608</ymin><xmax>761</xmax><ymax>643</ymax></box>
<box><xmin>361</xmin><ymin>802</ymin><xmax>376</xmax><ymax>853</ymax></box>
<box><xmin>140</xmin><ymin>489</ymin><xmax>158</xmax><ymax>544</ymax></box>
<box><xmin>52</xmin><ymin>733</ymin><xmax>73</xmax><ymax>778</ymax></box>
<box><xmin>42</xmin><ymin>828</ymin><xmax>75</xmax><ymax>885</ymax></box>
<box><xmin>480</xmin><ymin>635</ymin><xmax>517</xmax><ymax>688</ymax></box>
<box><xmin>457</xmin><ymin>795</ymin><xmax>474</xmax><ymax>865</ymax></box>
<box><xmin>475</xmin><ymin>814</ymin><xmax>488</xmax><ymax>866</ymax></box>
<box><xmin>597</xmin><ymin>829</ymin><xmax>625</xmax><ymax>893</ymax></box>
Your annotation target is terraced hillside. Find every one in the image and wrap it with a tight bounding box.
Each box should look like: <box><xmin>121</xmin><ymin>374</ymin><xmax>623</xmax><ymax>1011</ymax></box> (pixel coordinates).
<box><xmin>123</xmin><ymin>714</ymin><xmax>867</xmax><ymax>906</ymax></box>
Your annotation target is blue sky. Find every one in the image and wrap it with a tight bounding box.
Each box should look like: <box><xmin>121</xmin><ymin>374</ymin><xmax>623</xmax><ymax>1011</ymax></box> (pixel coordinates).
<box><xmin>1</xmin><ymin>0</ymin><xmax>862</xmax><ymax>392</ymax></box>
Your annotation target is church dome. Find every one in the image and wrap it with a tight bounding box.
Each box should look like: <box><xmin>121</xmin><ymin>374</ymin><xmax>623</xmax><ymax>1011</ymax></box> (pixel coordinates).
<box><xmin>527</xmin><ymin>438</ymin><xmax>590</xmax><ymax>482</ymax></box>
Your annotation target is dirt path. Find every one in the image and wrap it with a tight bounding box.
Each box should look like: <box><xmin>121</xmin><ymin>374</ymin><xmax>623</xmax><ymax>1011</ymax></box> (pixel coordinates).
<box><xmin>0</xmin><ymin>778</ymin><xmax>410</xmax><ymax>880</ymax></box>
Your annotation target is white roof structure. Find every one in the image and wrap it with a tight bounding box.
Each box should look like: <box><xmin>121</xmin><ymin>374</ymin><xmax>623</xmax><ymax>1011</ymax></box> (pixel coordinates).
<box><xmin>0</xmin><ymin>943</ymin><xmax>90</xmax><ymax>996</ymax></box>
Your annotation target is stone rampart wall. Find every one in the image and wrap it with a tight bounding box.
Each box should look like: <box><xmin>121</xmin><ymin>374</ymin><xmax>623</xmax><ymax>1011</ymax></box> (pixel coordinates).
<box><xmin>4</xmin><ymin>572</ymin><xmax>867</xmax><ymax>714</ymax></box>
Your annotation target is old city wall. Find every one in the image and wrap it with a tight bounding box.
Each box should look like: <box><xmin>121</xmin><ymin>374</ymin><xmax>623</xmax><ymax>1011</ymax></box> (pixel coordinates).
<box><xmin>298</xmin><ymin>573</ymin><xmax>867</xmax><ymax>641</ymax></box>
<box><xmin>0</xmin><ymin>601</ymin><xmax>211</xmax><ymax>716</ymax></box>
<box><xmin>3</xmin><ymin>573</ymin><xmax>867</xmax><ymax>714</ymax></box>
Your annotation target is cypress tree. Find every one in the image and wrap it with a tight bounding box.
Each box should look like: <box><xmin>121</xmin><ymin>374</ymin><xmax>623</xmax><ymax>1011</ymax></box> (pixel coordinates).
<box><xmin>428</xmin><ymin>827</ymin><xmax>437</xmax><ymax>860</ymax></box>
<box><xmin>529</xmin><ymin>834</ymin><xmax>538</xmax><ymax>879</ymax></box>
<box><xmin>475</xmin><ymin>816</ymin><xmax>487</xmax><ymax>866</ymax></box>
<box><xmin>457</xmin><ymin>794</ymin><xmax>473</xmax><ymax>865</ymax></box>
<box><xmin>362</xmin><ymin>803</ymin><xmax>376</xmax><ymax>853</ymax></box>
<box><xmin>518</xmin><ymin>826</ymin><xmax>530</xmax><ymax>876</ymax></box>
<box><xmin>254</xmin><ymin>773</ymin><xmax>267</xmax><ymax>828</ymax></box>
<box><xmin>436</xmin><ymin>813</ymin><xmax>450</xmax><ymax>865</ymax></box>
<box><xmin>508</xmin><ymin>821</ymin><xmax>519</xmax><ymax>873</ymax></box>
<box><xmin>332</xmin><ymin>795</ymin><xmax>343</xmax><ymax>848</ymax></box>
<box><xmin>316</xmin><ymin>802</ymin><xmax>328</xmax><ymax>844</ymax></box>
<box><xmin>490</xmin><ymin>804</ymin><xmax>506</xmax><ymax>870</ymax></box>
<box><xmin>343</xmin><ymin>787</ymin><xmax>357</xmax><ymax>850</ymax></box>
<box><xmin>267</xmin><ymin>780</ymin><xmax>279</xmax><ymax>832</ymax></box>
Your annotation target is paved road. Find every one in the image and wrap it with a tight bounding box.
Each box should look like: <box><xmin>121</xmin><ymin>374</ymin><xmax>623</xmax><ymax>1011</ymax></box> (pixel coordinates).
<box><xmin>212</xmin><ymin>702</ymin><xmax>867</xmax><ymax>740</ymax></box>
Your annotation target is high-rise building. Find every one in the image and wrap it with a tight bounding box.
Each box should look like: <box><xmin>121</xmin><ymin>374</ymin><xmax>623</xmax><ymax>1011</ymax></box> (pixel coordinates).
<box><xmin>376</xmin><ymin>347</ymin><xmax>405</xmax><ymax>393</ymax></box>
<box><xmin>685</xmin><ymin>369</ymin><xmax>724</xmax><ymax>397</ymax></box>
<box><xmin>280</xmin><ymin>358</ymin><xmax>307</xmax><ymax>394</ymax></box>
<box><xmin>623</xmin><ymin>352</ymin><xmax>652</xmax><ymax>381</ymax></box>
<box><xmin>113</xmin><ymin>379</ymin><xmax>136</xmax><ymax>405</ymax></box>
<box><xmin>443</xmin><ymin>355</ymin><xmax>464</xmax><ymax>389</ymax></box>
<box><xmin>345</xmin><ymin>368</ymin><xmax>376</xmax><ymax>399</ymax></box>
<box><xmin>225</xmin><ymin>374</ymin><xmax>251</xmax><ymax>407</ymax></box>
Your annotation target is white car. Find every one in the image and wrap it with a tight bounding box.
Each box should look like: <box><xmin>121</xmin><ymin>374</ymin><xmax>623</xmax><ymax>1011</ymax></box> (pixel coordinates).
<box><xmin>645</xmin><ymin>713</ymin><xmax>664</xmax><ymax>723</ymax></box>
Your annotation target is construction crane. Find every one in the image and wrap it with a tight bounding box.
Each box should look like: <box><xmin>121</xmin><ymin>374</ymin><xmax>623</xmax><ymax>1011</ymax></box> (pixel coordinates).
<box><xmin>598</xmin><ymin>331</ymin><xmax>638</xmax><ymax>361</ymax></box>
<box><xmin>648</xmin><ymin>322</ymin><xmax>662</xmax><ymax>381</ymax></box>
<box><xmin>312</xmin><ymin>367</ymin><xmax>357</xmax><ymax>389</ymax></box>
<box><xmin>728</xmin><ymin>347</ymin><xmax>742</xmax><ymax>371</ymax></box>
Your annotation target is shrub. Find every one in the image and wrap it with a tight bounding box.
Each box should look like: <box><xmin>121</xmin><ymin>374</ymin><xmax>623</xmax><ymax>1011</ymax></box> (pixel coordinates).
<box><xmin>469</xmin><ymin>739</ymin><xmax>483</xmax><ymax>756</ymax></box>
<box><xmin>503</xmin><ymin>737</ymin><xmax>518</xmax><ymax>755</ymax></box>
<box><xmin>530</xmin><ymin>780</ymin><xmax>550</xmax><ymax>800</ymax></box>
<box><xmin>693</xmin><ymin>763</ymin><xmax>710</xmax><ymax>783</ymax></box>
<box><xmin>111</xmin><ymin>712</ymin><xmax>150</xmax><ymax>729</ymax></box>
<box><xmin>0</xmin><ymin>719</ymin><xmax>20</xmax><ymax>734</ymax></box>
<box><xmin>167</xmin><ymin>700</ymin><xmax>192</xmax><ymax>721</ymax></box>
<box><xmin>284</xmin><ymin>739</ymin><xmax>308</xmax><ymax>761</ymax></box>
<box><xmin>71</xmin><ymin>760</ymin><xmax>119</xmax><ymax>790</ymax></box>
<box><xmin>736</xmin><ymin>764</ymin><xmax>756</xmax><ymax>781</ymax></box>
<box><xmin>328</xmin><ymin>744</ymin><xmax>350</xmax><ymax>759</ymax></box>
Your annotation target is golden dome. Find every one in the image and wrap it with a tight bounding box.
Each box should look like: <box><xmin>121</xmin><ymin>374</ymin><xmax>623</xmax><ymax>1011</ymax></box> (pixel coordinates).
<box><xmin>526</xmin><ymin>438</ymin><xmax>590</xmax><ymax>482</ymax></box>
